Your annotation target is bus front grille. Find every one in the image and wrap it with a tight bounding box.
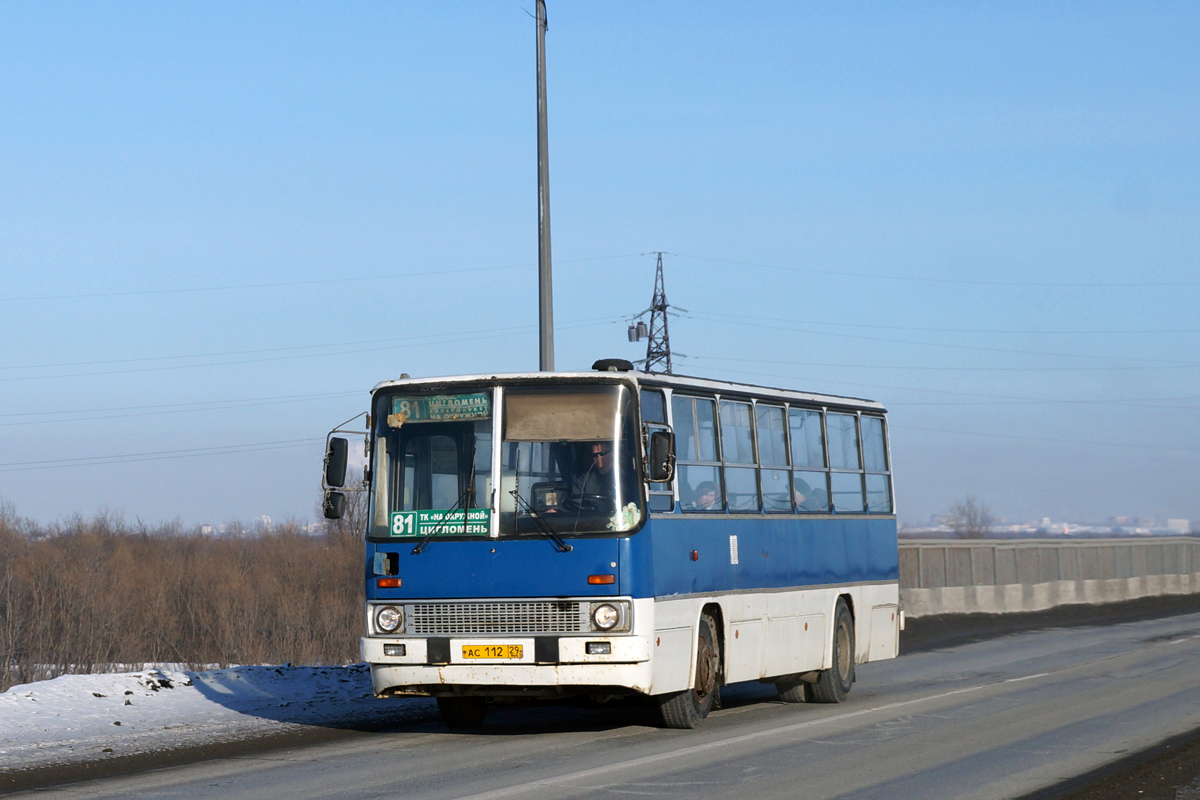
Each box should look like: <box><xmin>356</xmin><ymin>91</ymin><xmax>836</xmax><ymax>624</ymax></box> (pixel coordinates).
<box><xmin>408</xmin><ymin>601</ymin><xmax>588</xmax><ymax>635</ymax></box>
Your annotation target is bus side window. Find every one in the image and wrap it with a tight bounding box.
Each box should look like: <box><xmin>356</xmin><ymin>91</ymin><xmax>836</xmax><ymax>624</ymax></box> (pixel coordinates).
<box><xmin>720</xmin><ymin>400</ymin><xmax>758</xmax><ymax>512</ymax></box>
<box><xmin>827</xmin><ymin>413</ymin><xmax>865</xmax><ymax>513</ymax></box>
<box><xmin>641</xmin><ymin>389</ymin><xmax>673</xmax><ymax>512</ymax></box>
<box><xmin>673</xmin><ymin>395</ymin><xmax>723</xmax><ymax>512</ymax></box>
<box><xmin>756</xmin><ymin>404</ymin><xmax>790</xmax><ymax>513</ymax></box>
<box><xmin>640</xmin><ymin>389</ymin><xmax>666</xmax><ymax>424</ymax></box>
<box><xmin>862</xmin><ymin>416</ymin><xmax>892</xmax><ymax>513</ymax></box>
<box><xmin>789</xmin><ymin>408</ymin><xmax>829</xmax><ymax>513</ymax></box>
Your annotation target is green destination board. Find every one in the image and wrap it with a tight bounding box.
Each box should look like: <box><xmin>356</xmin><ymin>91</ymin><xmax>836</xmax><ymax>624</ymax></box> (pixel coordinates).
<box><xmin>388</xmin><ymin>393</ymin><xmax>490</xmax><ymax>426</ymax></box>
<box><xmin>389</xmin><ymin>508</ymin><xmax>491</xmax><ymax>537</ymax></box>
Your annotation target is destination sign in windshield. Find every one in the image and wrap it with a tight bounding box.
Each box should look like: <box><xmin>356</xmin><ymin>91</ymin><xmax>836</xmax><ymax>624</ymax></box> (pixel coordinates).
<box><xmin>387</xmin><ymin>392</ymin><xmax>490</xmax><ymax>427</ymax></box>
<box><xmin>390</xmin><ymin>509</ymin><xmax>491</xmax><ymax>537</ymax></box>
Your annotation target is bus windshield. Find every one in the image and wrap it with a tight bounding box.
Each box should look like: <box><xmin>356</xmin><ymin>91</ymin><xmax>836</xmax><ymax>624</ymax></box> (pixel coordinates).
<box><xmin>369</xmin><ymin>382</ymin><xmax>644</xmax><ymax>540</ymax></box>
<box><xmin>500</xmin><ymin>384</ymin><xmax>643</xmax><ymax>535</ymax></box>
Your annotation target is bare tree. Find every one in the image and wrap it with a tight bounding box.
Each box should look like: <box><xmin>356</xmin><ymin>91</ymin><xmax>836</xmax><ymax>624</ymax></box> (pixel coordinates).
<box><xmin>948</xmin><ymin>496</ymin><xmax>993</xmax><ymax>539</ymax></box>
<box><xmin>318</xmin><ymin>469</ymin><xmax>370</xmax><ymax>540</ymax></box>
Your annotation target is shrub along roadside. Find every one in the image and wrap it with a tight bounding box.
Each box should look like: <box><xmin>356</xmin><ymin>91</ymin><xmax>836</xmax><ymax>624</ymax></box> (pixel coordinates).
<box><xmin>0</xmin><ymin>503</ymin><xmax>363</xmax><ymax>692</ymax></box>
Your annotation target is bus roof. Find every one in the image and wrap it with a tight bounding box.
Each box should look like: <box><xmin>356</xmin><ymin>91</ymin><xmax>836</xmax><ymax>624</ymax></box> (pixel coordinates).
<box><xmin>371</xmin><ymin>370</ymin><xmax>885</xmax><ymax>413</ymax></box>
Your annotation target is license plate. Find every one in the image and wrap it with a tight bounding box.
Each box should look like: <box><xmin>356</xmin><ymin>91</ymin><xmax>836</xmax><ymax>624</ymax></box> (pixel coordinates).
<box><xmin>461</xmin><ymin>644</ymin><xmax>523</xmax><ymax>660</ymax></box>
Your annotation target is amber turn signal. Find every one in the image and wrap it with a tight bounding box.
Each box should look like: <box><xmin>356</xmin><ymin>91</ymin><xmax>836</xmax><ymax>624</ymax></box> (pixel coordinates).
<box><xmin>587</xmin><ymin>574</ymin><xmax>615</xmax><ymax>585</ymax></box>
<box><xmin>377</xmin><ymin>577</ymin><xmax>402</xmax><ymax>588</ymax></box>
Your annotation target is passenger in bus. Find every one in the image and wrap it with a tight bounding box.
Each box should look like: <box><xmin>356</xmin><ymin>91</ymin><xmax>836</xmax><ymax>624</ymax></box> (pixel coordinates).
<box><xmin>690</xmin><ymin>481</ymin><xmax>719</xmax><ymax>511</ymax></box>
<box><xmin>794</xmin><ymin>478</ymin><xmax>828</xmax><ymax>512</ymax></box>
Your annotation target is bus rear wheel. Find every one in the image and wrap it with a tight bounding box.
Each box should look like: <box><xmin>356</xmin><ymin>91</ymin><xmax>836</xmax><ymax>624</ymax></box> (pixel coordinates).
<box><xmin>656</xmin><ymin>613</ymin><xmax>720</xmax><ymax>729</ymax></box>
<box><xmin>810</xmin><ymin>599</ymin><xmax>855</xmax><ymax>703</ymax></box>
<box><xmin>437</xmin><ymin>696</ymin><xmax>488</xmax><ymax>729</ymax></box>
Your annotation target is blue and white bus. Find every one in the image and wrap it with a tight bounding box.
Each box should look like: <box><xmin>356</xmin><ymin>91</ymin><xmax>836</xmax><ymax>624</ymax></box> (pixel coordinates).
<box><xmin>322</xmin><ymin>359</ymin><xmax>899</xmax><ymax>729</ymax></box>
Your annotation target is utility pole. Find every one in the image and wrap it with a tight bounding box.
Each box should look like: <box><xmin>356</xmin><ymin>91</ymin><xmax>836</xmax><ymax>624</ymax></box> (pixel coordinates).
<box><xmin>535</xmin><ymin>0</ymin><xmax>554</xmax><ymax>371</ymax></box>
<box><xmin>644</xmin><ymin>252</ymin><xmax>672</xmax><ymax>373</ymax></box>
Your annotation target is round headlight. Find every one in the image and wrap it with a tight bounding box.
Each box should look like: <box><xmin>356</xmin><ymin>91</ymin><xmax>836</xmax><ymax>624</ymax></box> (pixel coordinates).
<box><xmin>592</xmin><ymin>603</ymin><xmax>620</xmax><ymax>631</ymax></box>
<box><xmin>376</xmin><ymin>605</ymin><xmax>403</xmax><ymax>633</ymax></box>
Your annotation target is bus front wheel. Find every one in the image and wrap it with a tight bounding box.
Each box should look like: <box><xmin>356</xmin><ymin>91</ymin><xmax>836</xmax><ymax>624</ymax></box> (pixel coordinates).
<box><xmin>656</xmin><ymin>613</ymin><xmax>720</xmax><ymax>729</ymax></box>
<box><xmin>437</xmin><ymin>696</ymin><xmax>488</xmax><ymax>729</ymax></box>
<box><xmin>810</xmin><ymin>599</ymin><xmax>855</xmax><ymax>703</ymax></box>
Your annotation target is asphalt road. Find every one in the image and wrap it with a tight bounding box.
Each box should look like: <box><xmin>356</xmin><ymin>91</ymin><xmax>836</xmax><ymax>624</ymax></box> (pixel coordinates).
<box><xmin>18</xmin><ymin>610</ymin><xmax>1200</xmax><ymax>800</ymax></box>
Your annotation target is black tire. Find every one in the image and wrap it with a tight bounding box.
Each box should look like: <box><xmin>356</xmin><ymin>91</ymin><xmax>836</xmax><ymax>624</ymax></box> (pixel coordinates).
<box><xmin>657</xmin><ymin>613</ymin><xmax>720</xmax><ymax>729</ymax></box>
<box><xmin>774</xmin><ymin>675</ymin><xmax>812</xmax><ymax>704</ymax></box>
<box><xmin>437</xmin><ymin>696</ymin><xmax>488</xmax><ymax>729</ymax></box>
<box><xmin>810</xmin><ymin>599</ymin><xmax>854</xmax><ymax>703</ymax></box>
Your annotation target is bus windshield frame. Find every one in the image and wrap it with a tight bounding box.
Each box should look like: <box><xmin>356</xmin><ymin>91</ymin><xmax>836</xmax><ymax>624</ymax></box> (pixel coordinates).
<box><xmin>366</xmin><ymin>378</ymin><xmax>647</xmax><ymax>543</ymax></box>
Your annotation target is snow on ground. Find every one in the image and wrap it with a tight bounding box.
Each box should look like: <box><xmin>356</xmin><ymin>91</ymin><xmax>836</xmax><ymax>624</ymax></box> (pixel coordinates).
<box><xmin>0</xmin><ymin>665</ymin><xmax>435</xmax><ymax>775</ymax></box>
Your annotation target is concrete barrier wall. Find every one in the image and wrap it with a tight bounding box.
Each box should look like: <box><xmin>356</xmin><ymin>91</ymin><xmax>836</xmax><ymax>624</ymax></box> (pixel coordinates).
<box><xmin>899</xmin><ymin>537</ymin><xmax>1200</xmax><ymax>617</ymax></box>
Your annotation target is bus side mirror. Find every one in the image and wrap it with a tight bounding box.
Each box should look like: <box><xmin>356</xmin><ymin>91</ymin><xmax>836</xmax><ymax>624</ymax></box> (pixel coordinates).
<box><xmin>648</xmin><ymin>430</ymin><xmax>675</xmax><ymax>483</ymax></box>
<box><xmin>325</xmin><ymin>437</ymin><xmax>349</xmax><ymax>487</ymax></box>
<box><xmin>323</xmin><ymin>491</ymin><xmax>346</xmax><ymax>520</ymax></box>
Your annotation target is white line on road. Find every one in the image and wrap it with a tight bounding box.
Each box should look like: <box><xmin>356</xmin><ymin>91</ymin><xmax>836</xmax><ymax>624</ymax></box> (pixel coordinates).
<box><xmin>444</xmin><ymin>635</ymin><xmax>1199</xmax><ymax>800</ymax></box>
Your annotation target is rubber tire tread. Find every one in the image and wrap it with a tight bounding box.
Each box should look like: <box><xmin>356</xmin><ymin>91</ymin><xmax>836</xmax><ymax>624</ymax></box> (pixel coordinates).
<box><xmin>810</xmin><ymin>599</ymin><xmax>855</xmax><ymax>704</ymax></box>
<box><xmin>657</xmin><ymin>613</ymin><xmax>719</xmax><ymax>729</ymax></box>
<box><xmin>775</xmin><ymin>676</ymin><xmax>808</xmax><ymax>703</ymax></box>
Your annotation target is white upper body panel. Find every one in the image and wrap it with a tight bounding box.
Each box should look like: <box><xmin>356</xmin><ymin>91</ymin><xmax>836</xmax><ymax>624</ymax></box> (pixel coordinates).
<box><xmin>370</xmin><ymin>369</ymin><xmax>885</xmax><ymax>412</ymax></box>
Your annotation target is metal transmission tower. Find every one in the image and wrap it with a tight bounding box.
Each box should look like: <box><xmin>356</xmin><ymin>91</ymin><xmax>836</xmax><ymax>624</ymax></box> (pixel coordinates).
<box><xmin>627</xmin><ymin>253</ymin><xmax>684</xmax><ymax>373</ymax></box>
<box><xmin>644</xmin><ymin>252</ymin><xmax>672</xmax><ymax>373</ymax></box>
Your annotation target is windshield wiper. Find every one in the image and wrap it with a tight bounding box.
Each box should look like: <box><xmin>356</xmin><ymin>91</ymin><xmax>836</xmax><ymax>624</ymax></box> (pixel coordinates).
<box><xmin>510</xmin><ymin>489</ymin><xmax>573</xmax><ymax>552</ymax></box>
<box><xmin>411</xmin><ymin>484</ymin><xmax>472</xmax><ymax>555</ymax></box>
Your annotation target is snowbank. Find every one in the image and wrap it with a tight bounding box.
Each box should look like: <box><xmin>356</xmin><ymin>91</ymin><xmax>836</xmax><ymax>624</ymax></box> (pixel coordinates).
<box><xmin>0</xmin><ymin>664</ymin><xmax>434</xmax><ymax>776</ymax></box>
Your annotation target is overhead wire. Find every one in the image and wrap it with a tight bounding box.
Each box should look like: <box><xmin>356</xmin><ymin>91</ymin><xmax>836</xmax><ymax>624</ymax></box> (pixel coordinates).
<box><xmin>686</xmin><ymin>312</ymin><xmax>1200</xmax><ymax>367</ymax></box>
<box><xmin>0</xmin><ymin>253</ymin><xmax>644</xmax><ymax>303</ymax></box>
<box><xmin>0</xmin><ymin>316</ymin><xmax>622</xmax><ymax>383</ymax></box>
<box><xmin>0</xmin><ymin>391</ymin><xmax>364</xmax><ymax>428</ymax></box>
<box><xmin>0</xmin><ymin>438</ymin><xmax>324</xmax><ymax>473</ymax></box>
<box><xmin>673</xmin><ymin>253</ymin><xmax>1200</xmax><ymax>288</ymax></box>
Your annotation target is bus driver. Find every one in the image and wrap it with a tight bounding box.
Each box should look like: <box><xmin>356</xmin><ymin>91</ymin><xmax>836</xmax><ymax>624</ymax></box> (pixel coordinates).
<box><xmin>564</xmin><ymin>441</ymin><xmax>616</xmax><ymax>513</ymax></box>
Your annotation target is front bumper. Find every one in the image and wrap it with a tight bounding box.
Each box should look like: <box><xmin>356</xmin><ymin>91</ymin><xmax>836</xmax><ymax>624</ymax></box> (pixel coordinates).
<box><xmin>361</xmin><ymin>635</ymin><xmax>653</xmax><ymax>697</ymax></box>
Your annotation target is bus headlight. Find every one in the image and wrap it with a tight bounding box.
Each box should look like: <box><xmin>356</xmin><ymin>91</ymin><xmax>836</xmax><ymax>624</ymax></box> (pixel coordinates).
<box><xmin>375</xmin><ymin>605</ymin><xmax>404</xmax><ymax>633</ymax></box>
<box><xmin>591</xmin><ymin>603</ymin><xmax>620</xmax><ymax>631</ymax></box>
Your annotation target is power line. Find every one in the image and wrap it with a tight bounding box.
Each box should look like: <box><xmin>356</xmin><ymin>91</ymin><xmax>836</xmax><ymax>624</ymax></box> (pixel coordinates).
<box><xmin>0</xmin><ymin>317</ymin><xmax>621</xmax><ymax>383</ymax></box>
<box><xmin>889</xmin><ymin>425</ymin><xmax>1200</xmax><ymax>454</ymax></box>
<box><xmin>683</xmin><ymin>363</ymin><xmax>1200</xmax><ymax>411</ymax></box>
<box><xmin>0</xmin><ymin>391</ymin><xmax>363</xmax><ymax>428</ymax></box>
<box><xmin>690</xmin><ymin>354</ymin><xmax>1200</xmax><ymax>374</ymax></box>
<box><xmin>673</xmin><ymin>253</ymin><xmax>1200</xmax><ymax>288</ymax></box>
<box><xmin>688</xmin><ymin>312</ymin><xmax>1199</xmax><ymax>367</ymax></box>
<box><xmin>0</xmin><ymin>254</ymin><xmax>642</xmax><ymax>303</ymax></box>
<box><xmin>0</xmin><ymin>438</ymin><xmax>323</xmax><ymax>473</ymax></box>
<box><xmin>690</xmin><ymin>311</ymin><xmax>1200</xmax><ymax>337</ymax></box>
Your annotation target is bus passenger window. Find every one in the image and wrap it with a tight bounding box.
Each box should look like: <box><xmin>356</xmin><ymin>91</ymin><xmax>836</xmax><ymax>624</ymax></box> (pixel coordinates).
<box><xmin>793</xmin><ymin>470</ymin><xmax>829</xmax><ymax>512</ymax></box>
<box><xmin>673</xmin><ymin>395</ymin><xmax>723</xmax><ymax>512</ymax></box>
<box><xmin>720</xmin><ymin>400</ymin><xmax>758</xmax><ymax>512</ymax></box>
<box><xmin>789</xmin><ymin>409</ymin><xmax>825</xmax><ymax>469</ymax></box>
<box><xmin>761</xmin><ymin>468</ymin><xmax>791</xmax><ymax>512</ymax></box>
<box><xmin>862</xmin><ymin>417</ymin><xmax>887</xmax><ymax>472</ymax></box>
<box><xmin>719</xmin><ymin>401</ymin><xmax>754</xmax><ymax>464</ymax></box>
<box><xmin>862</xmin><ymin>417</ymin><xmax>890</xmax><ymax>513</ymax></box>
<box><xmin>827</xmin><ymin>413</ymin><xmax>861</xmax><ymax>470</ymax></box>
<box><xmin>641</xmin><ymin>389</ymin><xmax>673</xmax><ymax>512</ymax></box>
<box><xmin>831</xmin><ymin>472</ymin><xmax>865</xmax><ymax>513</ymax></box>
<box><xmin>866</xmin><ymin>474</ymin><xmax>891</xmax><ymax>513</ymax></box>
<box><xmin>640</xmin><ymin>389</ymin><xmax>666</xmax><ymax>424</ymax></box>
<box><xmin>756</xmin><ymin>405</ymin><xmax>788</xmax><ymax>467</ymax></box>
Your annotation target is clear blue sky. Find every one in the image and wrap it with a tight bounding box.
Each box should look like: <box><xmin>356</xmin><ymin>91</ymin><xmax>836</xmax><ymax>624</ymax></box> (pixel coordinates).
<box><xmin>1</xmin><ymin>2</ymin><xmax>1197</xmax><ymax>527</ymax></box>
